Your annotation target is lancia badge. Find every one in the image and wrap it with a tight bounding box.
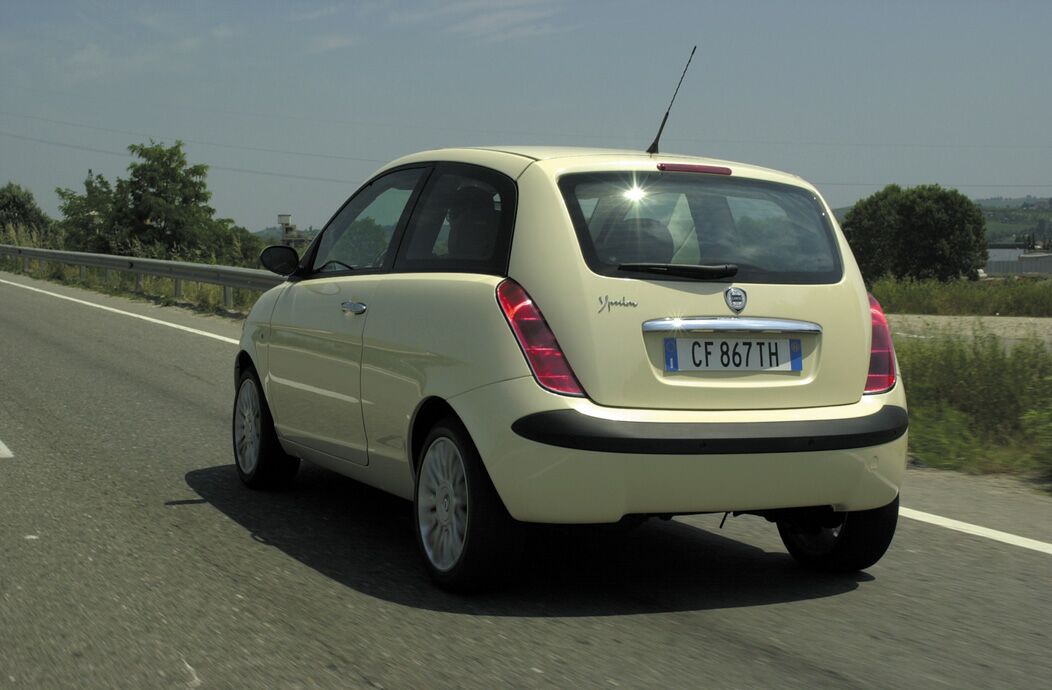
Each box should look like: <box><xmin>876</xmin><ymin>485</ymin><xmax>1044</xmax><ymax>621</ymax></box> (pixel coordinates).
<box><xmin>724</xmin><ymin>287</ymin><xmax>747</xmax><ymax>314</ymax></box>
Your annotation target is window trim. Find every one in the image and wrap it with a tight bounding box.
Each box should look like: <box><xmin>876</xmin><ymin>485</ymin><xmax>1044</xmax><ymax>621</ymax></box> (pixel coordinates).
<box><xmin>389</xmin><ymin>161</ymin><xmax>519</xmax><ymax>277</ymax></box>
<box><xmin>290</xmin><ymin>164</ymin><xmax>433</xmax><ymax>281</ymax></box>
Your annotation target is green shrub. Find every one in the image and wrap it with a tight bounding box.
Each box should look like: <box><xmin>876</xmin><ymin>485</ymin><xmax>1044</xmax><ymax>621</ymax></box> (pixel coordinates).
<box><xmin>896</xmin><ymin>327</ymin><xmax>1052</xmax><ymax>481</ymax></box>
<box><xmin>873</xmin><ymin>276</ymin><xmax>1052</xmax><ymax>317</ymax></box>
<box><xmin>1021</xmin><ymin>408</ymin><xmax>1052</xmax><ymax>482</ymax></box>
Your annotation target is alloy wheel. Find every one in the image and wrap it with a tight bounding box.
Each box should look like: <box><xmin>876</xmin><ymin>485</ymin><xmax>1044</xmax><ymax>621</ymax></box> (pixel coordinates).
<box><xmin>234</xmin><ymin>379</ymin><xmax>262</xmax><ymax>475</ymax></box>
<box><xmin>416</xmin><ymin>437</ymin><xmax>469</xmax><ymax>572</ymax></box>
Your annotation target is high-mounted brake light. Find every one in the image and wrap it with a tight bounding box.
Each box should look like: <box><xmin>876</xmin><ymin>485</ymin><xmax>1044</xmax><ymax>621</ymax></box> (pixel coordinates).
<box><xmin>497</xmin><ymin>279</ymin><xmax>585</xmax><ymax>397</ymax></box>
<box><xmin>657</xmin><ymin>163</ymin><xmax>732</xmax><ymax>175</ymax></box>
<box><xmin>865</xmin><ymin>294</ymin><xmax>897</xmax><ymax>394</ymax></box>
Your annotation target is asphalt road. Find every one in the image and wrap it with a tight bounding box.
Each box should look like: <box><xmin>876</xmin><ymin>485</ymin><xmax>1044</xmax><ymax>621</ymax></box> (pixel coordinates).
<box><xmin>1</xmin><ymin>270</ymin><xmax>1050</xmax><ymax>689</ymax></box>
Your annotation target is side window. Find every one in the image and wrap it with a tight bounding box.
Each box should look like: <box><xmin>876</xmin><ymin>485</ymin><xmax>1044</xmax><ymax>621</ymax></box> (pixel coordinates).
<box><xmin>312</xmin><ymin>168</ymin><xmax>426</xmax><ymax>273</ymax></box>
<box><xmin>393</xmin><ymin>165</ymin><xmax>516</xmax><ymax>275</ymax></box>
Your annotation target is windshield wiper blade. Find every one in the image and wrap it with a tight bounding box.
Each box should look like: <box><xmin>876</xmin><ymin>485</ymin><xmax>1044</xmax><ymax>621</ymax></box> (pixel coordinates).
<box><xmin>617</xmin><ymin>262</ymin><xmax>739</xmax><ymax>279</ymax></box>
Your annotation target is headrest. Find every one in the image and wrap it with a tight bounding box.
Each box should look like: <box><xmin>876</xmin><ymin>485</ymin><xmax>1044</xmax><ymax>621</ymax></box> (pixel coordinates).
<box><xmin>449</xmin><ymin>186</ymin><xmax>495</xmax><ymax>217</ymax></box>
<box><xmin>447</xmin><ymin>186</ymin><xmax>500</xmax><ymax>260</ymax></box>
<box><xmin>597</xmin><ymin>217</ymin><xmax>674</xmax><ymax>264</ymax></box>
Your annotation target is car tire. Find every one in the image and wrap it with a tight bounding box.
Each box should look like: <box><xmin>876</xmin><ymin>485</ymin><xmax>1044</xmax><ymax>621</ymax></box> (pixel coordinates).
<box><xmin>777</xmin><ymin>495</ymin><xmax>899</xmax><ymax>573</ymax></box>
<box><xmin>413</xmin><ymin>417</ymin><xmax>519</xmax><ymax>593</ymax></box>
<box><xmin>232</xmin><ymin>367</ymin><xmax>299</xmax><ymax>490</ymax></box>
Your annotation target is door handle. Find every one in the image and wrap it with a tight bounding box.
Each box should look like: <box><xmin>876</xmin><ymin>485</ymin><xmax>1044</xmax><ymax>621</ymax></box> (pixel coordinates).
<box><xmin>341</xmin><ymin>301</ymin><xmax>367</xmax><ymax>315</ymax></box>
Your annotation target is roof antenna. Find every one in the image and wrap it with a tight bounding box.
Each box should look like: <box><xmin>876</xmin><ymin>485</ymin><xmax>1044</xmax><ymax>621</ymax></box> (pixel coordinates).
<box><xmin>646</xmin><ymin>45</ymin><xmax>697</xmax><ymax>155</ymax></box>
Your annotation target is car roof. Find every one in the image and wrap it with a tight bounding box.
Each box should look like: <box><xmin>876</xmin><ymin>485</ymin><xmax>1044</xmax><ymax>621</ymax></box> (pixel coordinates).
<box><xmin>384</xmin><ymin>146</ymin><xmax>814</xmax><ymax>191</ymax></box>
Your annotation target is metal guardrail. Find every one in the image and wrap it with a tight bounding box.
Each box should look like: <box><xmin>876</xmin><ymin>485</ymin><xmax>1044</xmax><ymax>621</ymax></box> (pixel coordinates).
<box><xmin>0</xmin><ymin>244</ymin><xmax>284</xmax><ymax>308</ymax></box>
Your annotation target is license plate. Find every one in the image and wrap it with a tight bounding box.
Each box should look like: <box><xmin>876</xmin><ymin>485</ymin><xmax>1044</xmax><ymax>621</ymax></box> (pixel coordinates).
<box><xmin>664</xmin><ymin>337</ymin><xmax>802</xmax><ymax>372</ymax></box>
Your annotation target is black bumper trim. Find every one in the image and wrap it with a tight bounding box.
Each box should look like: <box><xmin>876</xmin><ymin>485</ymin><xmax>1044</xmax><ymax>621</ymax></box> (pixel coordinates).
<box><xmin>511</xmin><ymin>405</ymin><xmax>908</xmax><ymax>455</ymax></box>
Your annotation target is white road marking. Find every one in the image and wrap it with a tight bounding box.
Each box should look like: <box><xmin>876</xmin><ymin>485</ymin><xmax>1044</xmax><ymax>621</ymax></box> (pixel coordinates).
<box><xmin>901</xmin><ymin>507</ymin><xmax>1052</xmax><ymax>556</ymax></box>
<box><xmin>0</xmin><ymin>277</ymin><xmax>239</xmax><ymax>345</ymax></box>
<box><xmin>0</xmin><ymin>439</ymin><xmax>12</xmax><ymax>458</ymax></box>
<box><xmin>181</xmin><ymin>658</ymin><xmax>203</xmax><ymax>688</ymax></box>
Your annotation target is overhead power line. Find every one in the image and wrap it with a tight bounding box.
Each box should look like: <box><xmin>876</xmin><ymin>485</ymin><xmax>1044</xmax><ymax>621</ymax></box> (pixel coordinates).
<box><xmin>9</xmin><ymin>83</ymin><xmax>1052</xmax><ymax>150</ymax></box>
<box><xmin>0</xmin><ymin>129</ymin><xmax>361</xmax><ymax>186</ymax></box>
<box><xmin>0</xmin><ymin>110</ymin><xmax>386</xmax><ymax>163</ymax></box>
<box><xmin>815</xmin><ymin>181</ymin><xmax>1052</xmax><ymax>188</ymax></box>
<box><xmin>1</xmin><ymin>127</ymin><xmax>1046</xmax><ymax>192</ymax></box>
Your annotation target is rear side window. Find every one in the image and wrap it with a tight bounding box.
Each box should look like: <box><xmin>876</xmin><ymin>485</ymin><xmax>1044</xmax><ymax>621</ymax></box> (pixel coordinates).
<box><xmin>394</xmin><ymin>164</ymin><xmax>516</xmax><ymax>275</ymax></box>
<box><xmin>559</xmin><ymin>172</ymin><xmax>842</xmax><ymax>284</ymax></box>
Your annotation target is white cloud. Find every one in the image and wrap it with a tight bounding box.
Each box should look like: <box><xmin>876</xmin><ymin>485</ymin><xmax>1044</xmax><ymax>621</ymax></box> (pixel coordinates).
<box><xmin>292</xmin><ymin>4</ymin><xmax>345</xmax><ymax>22</ymax></box>
<box><xmin>451</xmin><ymin>8</ymin><xmax>563</xmax><ymax>40</ymax></box>
<box><xmin>65</xmin><ymin>39</ymin><xmax>195</xmax><ymax>82</ymax></box>
<box><xmin>175</xmin><ymin>37</ymin><xmax>203</xmax><ymax>53</ymax></box>
<box><xmin>309</xmin><ymin>35</ymin><xmax>354</xmax><ymax>53</ymax></box>
<box><xmin>68</xmin><ymin>43</ymin><xmax>120</xmax><ymax>80</ymax></box>
<box><xmin>210</xmin><ymin>25</ymin><xmax>238</xmax><ymax>40</ymax></box>
<box><xmin>389</xmin><ymin>0</ymin><xmax>567</xmax><ymax>41</ymax></box>
<box><xmin>135</xmin><ymin>12</ymin><xmax>168</xmax><ymax>31</ymax></box>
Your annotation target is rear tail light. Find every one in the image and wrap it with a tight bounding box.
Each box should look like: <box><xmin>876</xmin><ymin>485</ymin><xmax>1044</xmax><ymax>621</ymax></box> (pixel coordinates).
<box><xmin>865</xmin><ymin>293</ymin><xmax>897</xmax><ymax>394</ymax></box>
<box><xmin>496</xmin><ymin>279</ymin><xmax>585</xmax><ymax>397</ymax></box>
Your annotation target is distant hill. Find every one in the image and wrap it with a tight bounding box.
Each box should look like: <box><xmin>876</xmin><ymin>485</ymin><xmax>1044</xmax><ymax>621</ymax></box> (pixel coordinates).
<box><xmin>975</xmin><ymin>196</ymin><xmax>1052</xmax><ymax>210</ymax></box>
<box><xmin>982</xmin><ymin>207</ymin><xmax>1052</xmax><ymax>243</ymax></box>
<box><xmin>254</xmin><ymin>226</ymin><xmax>285</xmax><ymax>243</ymax></box>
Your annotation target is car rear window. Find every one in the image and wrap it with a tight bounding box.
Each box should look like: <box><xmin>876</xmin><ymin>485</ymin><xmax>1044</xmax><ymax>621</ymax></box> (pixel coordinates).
<box><xmin>559</xmin><ymin>172</ymin><xmax>843</xmax><ymax>284</ymax></box>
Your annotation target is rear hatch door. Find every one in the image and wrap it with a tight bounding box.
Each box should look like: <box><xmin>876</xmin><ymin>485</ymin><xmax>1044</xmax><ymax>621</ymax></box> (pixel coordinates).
<box><xmin>536</xmin><ymin>169</ymin><xmax>869</xmax><ymax>411</ymax></box>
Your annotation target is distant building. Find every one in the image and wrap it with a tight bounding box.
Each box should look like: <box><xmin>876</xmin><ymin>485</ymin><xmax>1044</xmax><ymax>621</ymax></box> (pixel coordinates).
<box><xmin>277</xmin><ymin>214</ymin><xmax>311</xmax><ymax>252</ymax></box>
<box><xmin>987</xmin><ymin>242</ymin><xmax>1026</xmax><ymax>262</ymax></box>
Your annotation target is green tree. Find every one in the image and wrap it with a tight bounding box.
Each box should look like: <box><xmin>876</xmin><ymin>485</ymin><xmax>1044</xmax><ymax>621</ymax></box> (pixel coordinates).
<box><xmin>56</xmin><ymin>171</ymin><xmax>115</xmax><ymax>253</ymax></box>
<box><xmin>330</xmin><ymin>218</ymin><xmax>388</xmax><ymax>267</ymax></box>
<box><xmin>0</xmin><ymin>182</ymin><xmax>52</xmax><ymax>239</ymax></box>
<box><xmin>843</xmin><ymin>184</ymin><xmax>987</xmax><ymax>282</ymax></box>
<box><xmin>111</xmin><ymin>140</ymin><xmax>216</xmax><ymax>258</ymax></box>
<box><xmin>54</xmin><ymin>141</ymin><xmax>264</xmax><ymax>267</ymax></box>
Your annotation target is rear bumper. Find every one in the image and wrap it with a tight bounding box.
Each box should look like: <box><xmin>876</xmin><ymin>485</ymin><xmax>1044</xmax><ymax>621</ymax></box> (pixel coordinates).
<box><xmin>449</xmin><ymin>377</ymin><xmax>909</xmax><ymax>524</ymax></box>
<box><xmin>511</xmin><ymin>405</ymin><xmax>907</xmax><ymax>455</ymax></box>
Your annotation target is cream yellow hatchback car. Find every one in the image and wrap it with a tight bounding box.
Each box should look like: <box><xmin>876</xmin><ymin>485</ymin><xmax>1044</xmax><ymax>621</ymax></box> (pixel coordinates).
<box><xmin>232</xmin><ymin>146</ymin><xmax>908</xmax><ymax>591</ymax></box>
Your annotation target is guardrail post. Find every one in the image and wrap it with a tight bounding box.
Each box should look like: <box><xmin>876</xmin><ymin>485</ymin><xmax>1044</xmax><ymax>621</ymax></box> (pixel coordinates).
<box><xmin>79</xmin><ymin>266</ymin><xmax>87</xmax><ymax>282</ymax></box>
<box><xmin>134</xmin><ymin>273</ymin><xmax>142</xmax><ymax>293</ymax></box>
<box><xmin>105</xmin><ymin>269</ymin><xmax>113</xmax><ymax>283</ymax></box>
<box><xmin>174</xmin><ymin>279</ymin><xmax>183</xmax><ymax>299</ymax></box>
<box><xmin>223</xmin><ymin>286</ymin><xmax>233</xmax><ymax>309</ymax></box>
<box><xmin>23</xmin><ymin>256</ymin><xmax>29</xmax><ymax>272</ymax></box>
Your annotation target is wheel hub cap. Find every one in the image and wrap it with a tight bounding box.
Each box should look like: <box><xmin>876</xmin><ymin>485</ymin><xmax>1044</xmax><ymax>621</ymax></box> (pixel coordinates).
<box><xmin>234</xmin><ymin>379</ymin><xmax>261</xmax><ymax>475</ymax></box>
<box><xmin>416</xmin><ymin>437</ymin><xmax>468</xmax><ymax>572</ymax></box>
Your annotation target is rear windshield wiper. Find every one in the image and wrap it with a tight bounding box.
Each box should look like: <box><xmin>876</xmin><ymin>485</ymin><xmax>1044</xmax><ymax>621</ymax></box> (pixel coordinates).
<box><xmin>617</xmin><ymin>262</ymin><xmax>739</xmax><ymax>280</ymax></box>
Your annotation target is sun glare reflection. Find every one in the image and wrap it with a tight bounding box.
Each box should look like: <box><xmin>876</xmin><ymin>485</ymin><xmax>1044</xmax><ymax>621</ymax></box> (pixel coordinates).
<box><xmin>623</xmin><ymin>186</ymin><xmax>646</xmax><ymax>202</ymax></box>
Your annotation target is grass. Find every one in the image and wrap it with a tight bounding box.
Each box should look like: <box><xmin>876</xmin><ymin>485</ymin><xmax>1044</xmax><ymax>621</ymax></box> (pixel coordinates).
<box><xmin>0</xmin><ymin>255</ymin><xmax>263</xmax><ymax>314</ymax></box>
<box><xmin>872</xmin><ymin>276</ymin><xmax>1052</xmax><ymax>317</ymax></box>
<box><xmin>896</xmin><ymin>326</ymin><xmax>1052</xmax><ymax>483</ymax></box>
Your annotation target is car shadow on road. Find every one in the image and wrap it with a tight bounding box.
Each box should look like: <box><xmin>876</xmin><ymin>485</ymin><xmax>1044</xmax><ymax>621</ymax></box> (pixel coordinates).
<box><xmin>184</xmin><ymin>463</ymin><xmax>867</xmax><ymax>616</ymax></box>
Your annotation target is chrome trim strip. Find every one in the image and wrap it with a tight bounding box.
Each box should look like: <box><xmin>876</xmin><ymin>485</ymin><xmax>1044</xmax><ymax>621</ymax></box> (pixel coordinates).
<box><xmin>642</xmin><ymin>317</ymin><xmax>823</xmax><ymax>334</ymax></box>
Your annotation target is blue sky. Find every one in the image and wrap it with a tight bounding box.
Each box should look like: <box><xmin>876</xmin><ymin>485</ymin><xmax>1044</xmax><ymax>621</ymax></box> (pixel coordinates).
<box><xmin>1</xmin><ymin>0</ymin><xmax>1049</xmax><ymax>231</ymax></box>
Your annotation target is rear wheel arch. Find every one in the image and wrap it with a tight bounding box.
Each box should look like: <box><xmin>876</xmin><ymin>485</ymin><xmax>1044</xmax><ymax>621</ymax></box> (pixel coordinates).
<box><xmin>409</xmin><ymin>397</ymin><xmax>459</xmax><ymax>475</ymax></box>
<box><xmin>234</xmin><ymin>351</ymin><xmax>256</xmax><ymax>389</ymax></box>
